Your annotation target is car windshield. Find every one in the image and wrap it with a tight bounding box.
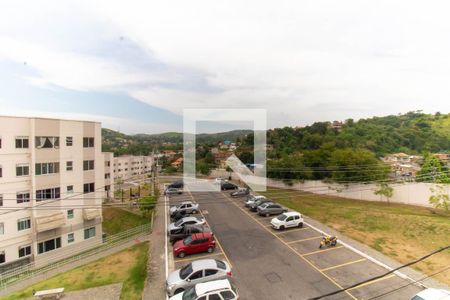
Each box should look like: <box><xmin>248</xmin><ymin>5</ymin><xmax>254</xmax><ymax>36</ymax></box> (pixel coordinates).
<box><xmin>182</xmin><ymin>286</ymin><xmax>198</xmax><ymax>300</ymax></box>
<box><xmin>175</xmin><ymin>219</ymin><xmax>184</xmax><ymax>227</ymax></box>
<box><xmin>183</xmin><ymin>236</ymin><xmax>193</xmax><ymax>245</ymax></box>
<box><xmin>277</xmin><ymin>214</ymin><xmax>287</xmax><ymax>221</ymax></box>
<box><xmin>179</xmin><ymin>263</ymin><xmax>193</xmax><ymax>279</ymax></box>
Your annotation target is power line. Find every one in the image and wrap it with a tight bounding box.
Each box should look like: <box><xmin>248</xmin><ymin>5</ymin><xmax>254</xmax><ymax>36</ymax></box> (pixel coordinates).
<box><xmin>308</xmin><ymin>245</ymin><xmax>450</xmax><ymax>300</ymax></box>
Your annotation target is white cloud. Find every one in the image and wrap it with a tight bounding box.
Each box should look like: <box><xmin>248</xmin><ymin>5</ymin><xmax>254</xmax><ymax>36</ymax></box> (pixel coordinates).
<box><xmin>2</xmin><ymin>0</ymin><xmax>450</xmax><ymax>130</ymax></box>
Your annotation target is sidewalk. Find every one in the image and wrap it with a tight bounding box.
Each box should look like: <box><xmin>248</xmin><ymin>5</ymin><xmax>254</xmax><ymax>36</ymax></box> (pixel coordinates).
<box><xmin>142</xmin><ymin>193</ymin><xmax>167</xmax><ymax>300</ymax></box>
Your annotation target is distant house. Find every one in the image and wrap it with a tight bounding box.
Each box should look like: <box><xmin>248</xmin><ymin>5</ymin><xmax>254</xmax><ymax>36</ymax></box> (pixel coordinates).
<box><xmin>171</xmin><ymin>157</ymin><xmax>183</xmax><ymax>168</ymax></box>
<box><xmin>213</xmin><ymin>152</ymin><xmax>231</xmax><ymax>169</ymax></box>
<box><xmin>330</xmin><ymin>121</ymin><xmax>344</xmax><ymax>131</ymax></box>
<box><xmin>433</xmin><ymin>153</ymin><xmax>450</xmax><ymax>161</ymax></box>
<box><xmin>382</xmin><ymin>153</ymin><xmax>423</xmax><ymax>178</ymax></box>
<box><xmin>211</xmin><ymin>147</ymin><xmax>219</xmax><ymax>154</ymax></box>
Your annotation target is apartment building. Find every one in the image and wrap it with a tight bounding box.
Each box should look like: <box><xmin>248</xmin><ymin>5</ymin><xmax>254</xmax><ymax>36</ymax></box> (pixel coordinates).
<box><xmin>0</xmin><ymin>116</ymin><xmax>113</xmax><ymax>271</ymax></box>
<box><xmin>113</xmin><ymin>155</ymin><xmax>154</xmax><ymax>180</ymax></box>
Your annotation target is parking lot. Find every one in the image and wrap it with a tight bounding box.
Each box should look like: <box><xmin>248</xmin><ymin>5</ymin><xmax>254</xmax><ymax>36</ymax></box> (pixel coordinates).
<box><xmin>166</xmin><ymin>186</ymin><xmax>422</xmax><ymax>299</ymax></box>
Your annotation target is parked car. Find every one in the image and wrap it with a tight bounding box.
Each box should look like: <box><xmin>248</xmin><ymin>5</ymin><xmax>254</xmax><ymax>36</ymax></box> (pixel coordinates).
<box><xmin>244</xmin><ymin>195</ymin><xmax>266</xmax><ymax>207</ymax></box>
<box><xmin>170</xmin><ymin>201</ymin><xmax>199</xmax><ymax>216</ymax></box>
<box><xmin>168</xmin><ymin>180</ymin><xmax>184</xmax><ymax>189</ymax></box>
<box><xmin>257</xmin><ymin>202</ymin><xmax>288</xmax><ymax>217</ymax></box>
<box><xmin>271</xmin><ymin>212</ymin><xmax>304</xmax><ymax>230</ymax></box>
<box><xmin>171</xmin><ymin>210</ymin><xmax>192</xmax><ymax>222</ymax></box>
<box><xmin>221</xmin><ymin>182</ymin><xmax>238</xmax><ymax>191</ymax></box>
<box><xmin>173</xmin><ymin>232</ymin><xmax>216</xmax><ymax>258</ymax></box>
<box><xmin>165</xmin><ymin>187</ymin><xmax>182</xmax><ymax>195</ymax></box>
<box><xmin>249</xmin><ymin>198</ymin><xmax>273</xmax><ymax>212</ymax></box>
<box><xmin>169</xmin><ymin>279</ymin><xmax>239</xmax><ymax>300</ymax></box>
<box><xmin>169</xmin><ymin>224</ymin><xmax>211</xmax><ymax>244</ymax></box>
<box><xmin>168</xmin><ymin>217</ymin><xmax>206</xmax><ymax>235</ymax></box>
<box><xmin>214</xmin><ymin>178</ymin><xmax>226</xmax><ymax>185</ymax></box>
<box><xmin>230</xmin><ymin>187</ymin><xmax>249</xmax><ymax>197</ymax></box>
<box><xmin>411</xmin><ymin>288</ymin><xmax>450</xmax><ymax>300</ymax></box>
<box><xmin>166</xmin><ymin>259</ymin><xmax>232</xmax><ymax>296</ymax></box>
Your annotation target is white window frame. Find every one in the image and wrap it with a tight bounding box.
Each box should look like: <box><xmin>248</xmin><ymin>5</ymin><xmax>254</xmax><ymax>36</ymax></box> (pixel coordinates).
<box><xmin>66</xmin><ymin>161</ymin><xmax>73</xmax><ymax>171</ymax></box>
<box><xmin>84</xmin><ymin>227</ymin><xmax>96</xmax><ymax>240</ymax></box>
<box><xmin>16</xmin><ymin>191</ymin><xmax>30</xmax><ymax>204</ymax></box>
<box><xmin>68</xmin><ymin>233</ymin><xmax>75</xmax><ymax>243</ymax></box>
<box><xmin>17</xmin><ymin>218</ymin><xmax>31</xmax><ymax>231</ymax></box>
<box><xmin>66</xmin><ymin>136</ymin><xmax>73</xmax><ymax>146</ymax></box>
<box><xmin>18</xmin><ymin>245</ymin><xmax>31</xmax><ymax>258</ymax></box>
<box><xmin>67</xmin><ymin>209</ymin><xmax>74</xmax><ymax>219</ymax></box>
<box><xmin>0</xmin><ymin>222</ymin><xmax>4</xmax><ymax>235</ymax></box>
<box><xmin>15</xmin><ymin>136</ymin><xmax>29</xmax><ymax>149</ymax></box>
<box><xmin>16</xmin><ymin>164</ymin><xmax>30</xmax><ymax>177</ymax></box>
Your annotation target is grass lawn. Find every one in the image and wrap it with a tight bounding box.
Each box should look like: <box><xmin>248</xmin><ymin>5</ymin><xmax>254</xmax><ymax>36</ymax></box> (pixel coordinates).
<box><xmin>262</xmin><ymin>188</ymin><xmax>450</xmax><ymax>285</ymax></box>
<box><xmin>2</xmin><ymin>243</ymin><xmax>149</xmax><ymax>300</ymax></box>
<box><xmin>102</xmin><ymin>207</ymin><xmax>150</xmax><ymax>235</ymax></box>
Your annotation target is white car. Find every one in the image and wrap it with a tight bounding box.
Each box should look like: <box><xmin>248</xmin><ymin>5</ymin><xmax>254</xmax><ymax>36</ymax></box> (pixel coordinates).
<box><xmin>169</xmin><ymin>201</ymin><xmax>199</xmax><ymax>216</ymax></box>
<box><xmin>214</xmin><ymin>178</ymin><xmax>226</xmax><ymax>185</ymax></box>
<box><xmin>166</xmin><ymin>259</ymin><xmax>232</xmax><ymax>296</ymax></box>
<box><xmin>411</xmin><ymin>288</ymin><xmax>450</xmax><ymax>300</ymax></box>
<box><xmin>169</xmin><ymin>279</ymin><xmax>239</xmax><ymax>300</ymax></box>
<box><xmin>271</xmin><ymin>212</ymin><xmax>304</xmax><ymax>230</ymax></box>
<box><xmin>244</xmin><ymin>195</ymin><xmax>266</xmax><ymax>207</ymax></box>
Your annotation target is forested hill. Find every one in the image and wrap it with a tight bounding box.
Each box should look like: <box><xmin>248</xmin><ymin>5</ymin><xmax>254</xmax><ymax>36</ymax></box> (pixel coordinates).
<box><xmin>266</xmin><ymin>111</ymin><xmax>450</xmax><ymax>159</ymax></box>
<box><xmin>102</xmin><ymin>128</ymin><xmax>252</xmax><ymax>155</ymax></box>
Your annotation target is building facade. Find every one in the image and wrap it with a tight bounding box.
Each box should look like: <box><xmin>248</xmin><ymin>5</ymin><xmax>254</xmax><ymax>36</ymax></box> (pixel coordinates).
<box><xmin>0</xmin><ymin>116</ymin><xmax>113</xmax><ymax>271</ymax></box>
<box><xmin>113</xmin><ymin>155</ymin><xmax>154</xmax><ymax>180</ymax></box>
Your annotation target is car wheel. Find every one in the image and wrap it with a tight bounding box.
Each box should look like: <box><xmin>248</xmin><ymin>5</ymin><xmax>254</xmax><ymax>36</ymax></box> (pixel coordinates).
<box><xmin>265</xmin><ymin>213</ymin><xmax>270</xmax><ymax>217</ymax></box>
<box><xmin>279</xmin><ymin>225</ymin><xmax>285</xmax><ymax>230</ymax></box>
<box><xmin>207</xmin><ymin>247</ymin><xmax>214</xmax><ymax>253</ymax></box>
<box><xmin>298</xmin><ymin>222</ymin><xmax>303</xmax><ymax>228</ymax></box>
<box><xmin>178</xmin><ymin>251</ymin><xmax>186</xmax><ymax>258</ymax></box>
<box><xmin>174</xmin><ymin>288</ymin><xmax>184</xmax><ymax>295</ymax></box>
<box><xmin>192</xmin><ymin>210</ymin><xmax>197</xmax><ymax>214</ymax></box>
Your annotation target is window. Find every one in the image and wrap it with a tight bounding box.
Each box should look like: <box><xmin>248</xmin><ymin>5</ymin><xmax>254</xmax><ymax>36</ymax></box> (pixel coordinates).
<box><xmin>84</xmin><ymin>227</ymin><xmax>96</xmax><ymax>239</ymax></box>
<box><xmin>83</xmin><ymin>183</ymin><xmax>95</xmax><ymax>194</ymax></box>
<box><xmin>15</xmin><ymin>137</ymin><xmax>29</xmax><ymax>148</ymax></box>
<box><xmin>205</xmin><ymin>269</ymin><xmax>218</xmax><ymax>276</ymax></box>
<box><xmin>66</xmin><ymin>136</ymin><xmax>73</xmax><ymax>146</ymax></box>
<box><xmin>36</xmin><ymin>187</ymin><xmax>60</xmax><ymax>201</ymax></box>
<box><xmin>0</xmin><ymin>165</ymin><xmax>2</xmax><ymax>177</ymax></box>
<box><xmin>35</xmin><ymin>162</ymin><xmax>59</xmax><ymax>175</ymax></box>
<box><xmin>0</xmin><ymin>223</ymin><xmax>4</xmax><ymax>235</ymax></box>
<box><xmin>68</xmin><ymin>233</ymin><xmax>74</xmax><ymax>243</ymax></box>
<box><xmin>83</xmin><ymin>160</ymin><xmax>94</xmax><ymax>171</ymax></box>
<box><xmin>17</xmin><ymin>218</ymin><xmax>31</xmax><ymax>231</ymax></box>
<box><xmin>16</xmin><ymin>192</ymin><xmax>30</xmax><ymax>204</ymax></box>
<box><xmin>67</xmin><ymin>209</ymin><xmax>74</xmax><ymax>219</ymax></box>
<box><xmin>67</xmin><ymin>185</ymin><xmax>74</xmax><ymax>193</ymax></box>
<box><xmin>189</xmin><ymin>271</ymin><xmax>203</xmax><ymax>280</ymax></box>
<box><xmin>105</xmin><ymin>173</ymin><xmax>110</xmax><ymax>179</ymax></box>
<box><xmin>18</xmin><ymin>245</ymin><xmax>31</xmax><ymax>258</ymax></box>
<box><xmin>0</xmin><ymin>195</ymin><xmax>3</xmax><ymax>207</ymax></box>
<box><xmin>105</xmin><ymin>161</ymin><xmax>110</xmax><ymax>167</ymax></box>
<box><xmin>37</xmin><ymin>237</ymin><xmax>61</xmax><ymax>254</ymax></box>
<box><xmin>83</xmin><ymin>137</ymin><xmax>94</xmax><ymax>148</ymax></box>
<box><xmin>208</xmin><ymin>295</ymin><xmax>221</xmax><ymax>300</ymax></box>
<box><xmin>35</xmin><ymin>136</ymin><xmax>59</xmax><ymax>149</ymax></box>
<box><xmin>0</xmin><ymin>251</ymin><xmax>5</xmax><ymax>264</ymax></box>
<box><xmin>220</xmin><ymin>291</ymin><xmax>235</xmax><ymax>300</ymax></box>
<box><xmin>0</xmin><ymin>137</ymin><xmax>2</xmax><ymax>148</ymax></box>
<box><xmin>16</xmin><ymin>164</ymin><xmax>30</xmax><ymax>176</ymax></box>
<box><xmin>66</xmin><ymin>161</ymin><xmax>73</xmax><ymax>171</ymax></box>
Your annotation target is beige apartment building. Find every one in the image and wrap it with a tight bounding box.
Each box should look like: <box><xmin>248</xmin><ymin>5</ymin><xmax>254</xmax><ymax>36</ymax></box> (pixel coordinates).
<box><xmin>0</xmin><ymin>116</ymin><xmax>114</xmax><ymax>272</ymax></box>
<box><xmin>113</xmin><ymin>155</ymin><xmax>154</xmax><ymax>180</ymax></box>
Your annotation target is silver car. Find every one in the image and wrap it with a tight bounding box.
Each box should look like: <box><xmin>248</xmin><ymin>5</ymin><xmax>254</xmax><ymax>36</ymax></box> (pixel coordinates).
<box><xmin>168</xmin><ymin>217</ymin><xmax>206</xmax><ymax>235</ymax></box>
<box><xmin>244</xmin><ymin>195</ymin><xmax>266</xmax><ymax>207</ymax></box>
<box><xmin>166</xmin><ymin>259</ymin><xmax>232</xmax><ymax>296</ymax></box>
<box><xmin>257</xmin><ymin>202</ymin><xmax>288</xmax><ymax>217</ymax></box>
<box><xmin>169</xmin><ymin>201</ymin><xmax>199</xmax><ymax>216</ymax></box>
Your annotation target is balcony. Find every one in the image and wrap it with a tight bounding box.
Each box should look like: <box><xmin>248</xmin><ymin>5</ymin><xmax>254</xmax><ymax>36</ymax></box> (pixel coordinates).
<box><xmin>35</xmin><ymin>212</ymin><xmax>65</xmax><ymax>233</ymax></box>
<box><xmin>83</xmin><ymin>208</ymin><xmax>101</xmax><ymax>221</ymax></box>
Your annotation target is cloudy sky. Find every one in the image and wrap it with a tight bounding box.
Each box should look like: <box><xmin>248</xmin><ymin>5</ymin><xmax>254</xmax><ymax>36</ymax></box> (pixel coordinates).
<box><xmin>2</xmin><ymin>1</ymin><xmax>450</xmax><ymax>133</ymax></box>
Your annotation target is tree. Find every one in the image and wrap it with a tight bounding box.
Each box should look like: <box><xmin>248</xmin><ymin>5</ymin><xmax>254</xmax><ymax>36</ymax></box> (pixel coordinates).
<box><xmin>417</xmin><ymin>154</ymin><xmax>450</xmax><ymax>183</ymax></box>
<box><xmin>429</xmin><ymin>185</ymin><xmax>450</xmax><ymax>211</ymax></box>
<box><xmin>374</xmin><ymin>183</ymin><xmax>394</xmax><ymax>204</ymax></box>
<box><xmin>138</xmin><ymin>195</ymin><xmax>157</xmax><ymax>217</ymax></box>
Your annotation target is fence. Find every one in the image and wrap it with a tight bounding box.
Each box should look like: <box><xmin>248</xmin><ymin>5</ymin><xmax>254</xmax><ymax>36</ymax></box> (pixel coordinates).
<box><xmin>0</xmin><ymin>221</ymin><xmax>153</xmax><ymax>292</ymax></box>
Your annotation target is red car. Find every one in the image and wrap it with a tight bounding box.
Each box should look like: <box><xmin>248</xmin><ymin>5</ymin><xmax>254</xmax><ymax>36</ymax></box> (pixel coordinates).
<box><xmin>173</xmin><ymin>232</ymin><xmax>216</xmax><ymax>258</ymax></box>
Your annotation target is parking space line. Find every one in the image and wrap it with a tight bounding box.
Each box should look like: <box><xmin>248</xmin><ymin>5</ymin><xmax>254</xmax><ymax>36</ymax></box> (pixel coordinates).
<box><xmin>303</xmin><ymin>246</ymin><xmax>344</xmax><ymax>256</ymax></box>
<box><xmin>222</xmin><ymin>193</ymin><xmax>357</xmax><ymax>300</ymax></box>
<box><xmin>347</xmin><ymin>274</ymin><xmax>396</xmax><ymax>291</ymax></box>
<box><xmin>287</xmin><ymin>236</ymin><xmax>322</xmax><ymax>244</ymax></box>
<box><xmin>274</xmin><ymin>227</ymin><xmax>310</xmax><ymax>235</ymax></box>
<box><xmin>174</xmin><ymin>252</ymin><xmax>223</xmax><ymax>263</ymax></box>
<box><xmin>320</xmin><ymin>258</ymin><xmax>367</xmax><ymax>272</ymax></box>
<box><xmin>185</xmin><ymin>187</ymin><xmax>233</xmax><ymax>269</ymax></box>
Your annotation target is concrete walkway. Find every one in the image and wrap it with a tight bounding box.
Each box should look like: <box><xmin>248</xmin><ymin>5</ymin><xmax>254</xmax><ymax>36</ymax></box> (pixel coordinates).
<box><xmin>142</xmin><ymin>193</ymin><xmax>167</xmax><ymax>300</ymax></box>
